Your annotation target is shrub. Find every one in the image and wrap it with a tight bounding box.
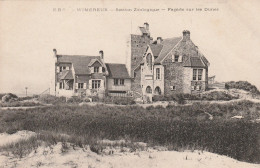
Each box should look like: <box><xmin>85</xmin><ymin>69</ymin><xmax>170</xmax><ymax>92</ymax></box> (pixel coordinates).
<box><xmin>0</xmin><ymin>101</ymin><xmax>41</xmax><ymax>107</ymax></box>
<box><xmin>104</xmin><ymin>96</ymin><xmax>135</xmax><ymax>105</ymax></box>
<box><xmin>1</xmin><ymin>93</ymin><xmax>18</xmax><ymax>102</ymax></box>
<box><xmin>225</xmin><ymin>81</ymin><xmax>260</xmax><ymax>95</ymax></box>
<box><xmin>67</xmin><ymin>96</ymin><xmax>83</xmax><ymax>103</ymax></box>
<box><xmin>152</xmin><ymin>95</ymin><xmax>166</xmax><ymax>101</ymax></box>
<box><xmin>38</xmin><ymin>95</ymin><xmax>66</xmax><ymax>105</ymax></box>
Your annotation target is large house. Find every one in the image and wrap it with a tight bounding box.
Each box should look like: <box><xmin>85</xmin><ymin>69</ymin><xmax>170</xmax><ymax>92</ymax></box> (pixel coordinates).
<box><xmin>51</xmin><ymin>23</ymin><xmax>210</xmax><ymax>99</ymax></box>
<box><xmin>53</xmin><ymin>50</ymin><xmax>131</xmax><ymax>98</ymax></box>
<box><xmin>126</xmin><ymin>23</ymin><xmax>210</xmax><ymax>100</ymax></box>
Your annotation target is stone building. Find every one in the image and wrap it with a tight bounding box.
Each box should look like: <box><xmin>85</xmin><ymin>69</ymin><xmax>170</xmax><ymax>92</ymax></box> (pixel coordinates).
<box><xmin>126</xmin><ymin>23</ymin><xmax>153</xmax><ymax>98</ymax></box>
<box><xmin>51</xmin><ymin>23</ymin><xmax>210</xmax><ymax>100</ymax></box>
<box><xmin>126</xmin><ymin>23</ymin><xmax>210</xmax><ymax>100</ymax></box>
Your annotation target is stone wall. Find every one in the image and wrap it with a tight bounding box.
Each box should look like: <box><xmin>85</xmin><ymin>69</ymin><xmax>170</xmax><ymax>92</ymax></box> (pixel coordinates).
<box><xmin>130</xmin><ymin>34</ymin><xmax>151</xmax><ymax>98</ymax></box>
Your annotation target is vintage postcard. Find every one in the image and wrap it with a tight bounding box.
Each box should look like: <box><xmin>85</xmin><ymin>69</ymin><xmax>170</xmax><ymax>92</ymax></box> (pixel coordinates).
<box><xmin>0</xmin><ymin>0</ymin><xmax>259</xmax><ymax>167</ymax></box>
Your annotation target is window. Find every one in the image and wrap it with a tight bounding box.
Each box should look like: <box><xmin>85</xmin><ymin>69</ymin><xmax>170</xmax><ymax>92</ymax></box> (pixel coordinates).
<box><xmin>59</xmin><ymin>82</ymin><xmax>64</xmax><ymax>89</ymax></box>
<box><xmin>146</xmin><ymin>86</ymin><xmax>152</xmax><ymax>94</ymax></box>
<box><xmin>193</xmin><ymin>69</ymin><xmax>203</xmax><ymax>81</ymax></box>
<box><xmin>154</xmin><ymin>87</ymin><xmax>161</xmax><ymax>95</ymax></box>
<box><xmin>114</xmin><ymin>79</ymin><xmax>118</xmax><ymax>85</ymax></box>
<box><xmin>156</xmin><ymin>68</ymin><xmax>160</xmax><ymax>80</ymax></box>
<box><xmin>174</xmin><ymin>55</ymin><xmax>179</xmax><ymax>62</ymax></box>
<box><xmin>146</xmin><ymin>54</ymin><xmax>152</xmax><ymax>70</ymax></box>
<box><xmin>94</xmin><ymin>67</ymin><xmax>99</xmax><ymax>73</ymax></box>
<box><xmin>193</xmin><ymin>69</ymin><xmax>197</xmax><ymax>80</ymax></box>
<box><xmin>134</xmin><ymin>72</ymin><xmax>137</xmax><ymax>78</ymax></box>
<box><xmin>114</xmin><ymin>79</ymin><xmax>124</xmax><ymax>85</ymax></box>
<box><xmin>78</xmin><ymin>83</ymin><xmax>84</xmax><ymax>89</ymax></box>
<box><xmin>170</xmin><ymin>86</ymin><xmax>176</xmax><ymax>91</ymax></box>
<box><xmin>120</xmin><ymin>79</ymin><xmax>124</xmax><ymax>85</ymax></box>
<box><xmin>59</xmin><ymin>66</ymin><xmax>62</xmax><ymax>72</ymax></box>
<box><xmin>198</xmin><ymin>69</ymin><xmax>203</xmax><ymax>81</ymax></box>
<box><xmin>92</xmin><ymin>80</ymin><xmax>101</xmax><ymax>89</ymax></box>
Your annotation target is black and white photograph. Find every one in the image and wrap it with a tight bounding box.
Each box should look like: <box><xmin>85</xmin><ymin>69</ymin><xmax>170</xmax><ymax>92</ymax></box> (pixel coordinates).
<box><xmin>0</xmin><ymin>0</ymin><xmax>260</xmax><ymax>167</ymax></box>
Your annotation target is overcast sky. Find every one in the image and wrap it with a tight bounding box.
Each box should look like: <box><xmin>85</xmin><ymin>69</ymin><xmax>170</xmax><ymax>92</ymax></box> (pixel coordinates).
<box><xmin>0</xmin><ymin>0</ymin><xmax>260</xmax><ymax>95</ymax></box>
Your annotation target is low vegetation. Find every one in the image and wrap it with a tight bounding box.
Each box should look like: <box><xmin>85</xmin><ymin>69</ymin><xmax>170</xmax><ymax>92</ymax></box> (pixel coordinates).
<box><xmin>225</xmin><ymin>81</ymin><xmax>260</xmax><ymax>95</ymax></box>
<box><xmin>0</xmin><ymin>100</ymin><xmax>259</xmax><ymax>163</ymax></box>
<box><xmin>153</xmin><ymin>91</ymin><xmax>239</xmax><ymax>103</ymax></box>
<box><xmin>0</xmin><ymin>101</ymin><xmax>41</xmax><ymax>107</ymax></box>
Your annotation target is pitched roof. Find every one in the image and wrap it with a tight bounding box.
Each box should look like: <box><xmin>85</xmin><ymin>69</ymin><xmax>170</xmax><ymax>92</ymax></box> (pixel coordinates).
<box><xmin>106</xmin><ymin>63</ymin><xmax>130</xmax><ymax>79</ymax></box>
<box><xmin>183</xmin><ymin>57</ymin><xmax>206</xmax><ymax>68</ymax></box>
<box><xmin>149</xmin><ymin>44</ymin><xmax>163</xmax><ymax>57</ymax></box>
<box><xmin>60</xmin><ymin>70</ymin><xmax>73</xmax><ymax>80</ymax></box>
<box><xmin>154</xmin><ymin>37</ymin><xmax>182</xmax><ymax>63</ymax></box>
<box><xmin>57</xmin><ymin>55</ymin><xmax>103</xmax><ymax>74</ymax></box>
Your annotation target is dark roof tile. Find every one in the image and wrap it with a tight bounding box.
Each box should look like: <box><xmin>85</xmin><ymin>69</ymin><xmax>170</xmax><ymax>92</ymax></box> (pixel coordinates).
<box><xmin>58</xmin><ymin>55</ymin><xmax>103</xmax><ymax>74</ymax></box>
<box><xmin>106</xmin><ymin>63</ymin><xmax>130</xmax><ymax>79</ymax></box>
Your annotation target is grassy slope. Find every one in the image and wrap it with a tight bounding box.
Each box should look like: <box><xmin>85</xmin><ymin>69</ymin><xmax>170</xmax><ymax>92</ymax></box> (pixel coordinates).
<box><xmin>0</xmin><ymin>100</ymin><xmax>259</xmax><ymax>163</ymax></box>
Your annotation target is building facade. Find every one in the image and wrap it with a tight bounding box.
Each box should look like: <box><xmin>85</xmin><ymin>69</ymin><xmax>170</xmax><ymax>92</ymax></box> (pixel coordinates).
<box><xmin>53</xmin><ymin>50</ymin><xmax>131</xmax><ymax>98</ymax></box>
<box><xmin>127</xmin><ymin>24</ymin><xmax>210</xmax><ymax>100</ymax></box>
<box><xmin>51</xmin><ymin>23</ymin><xmax>210</xmax><ymax>99</ymax></box>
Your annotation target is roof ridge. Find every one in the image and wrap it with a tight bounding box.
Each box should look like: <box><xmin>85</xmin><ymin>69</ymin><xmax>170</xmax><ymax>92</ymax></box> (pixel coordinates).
<box><xmin>58</xmin><ymin>55</ymin><xmax>100</xmax><ymax>57</ymax></box>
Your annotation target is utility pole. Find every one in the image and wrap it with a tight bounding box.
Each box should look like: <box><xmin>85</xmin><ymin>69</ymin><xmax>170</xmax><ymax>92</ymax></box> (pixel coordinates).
<box><xmin>25</xmin><ymin>87</ymin><xmax>28</xmax><ymax>97</ymax></box>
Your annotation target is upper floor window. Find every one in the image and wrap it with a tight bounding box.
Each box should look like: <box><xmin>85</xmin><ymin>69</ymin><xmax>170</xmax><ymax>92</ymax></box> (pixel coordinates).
<box><xmin>92</xmin><ymin>80</ymin><xmax>101</xmax><ymax>89</ymax></box>
<box><xmin>193</xmin><ymin>69</ymin><xmax>197</xmax><ymax>80</ymax></box>
<box><xmin>94</xmin><ymin>67</ymin><xmax>99</xmax><ymax>73</ymax></box>
<box><xmin>114</xmin><ymin>79</ymin><xmax>125</xmax><ymax>85</ymax></box>
<box><xmin>146</xmin><ymin>53</ymin><xmax>152</xmax><ymax>70</ymax></box>
<box><xmin>156</xmin><ymin>68</ymin><xmax>160</xmax><ymax>80</ymax></box>
<box><xmin>193</xmin><ymin>69</ymin><xmax>203</xmax><ymax>81</ymax></box>
<box><xmin>198</xmin><ymin>69</ymin><xmax>203</xmax><ymax>80</ymax></box>
<box><xmin>78</xmin><ymin>83</ymin><xmax>84</xmax><ymax>89</ymax></box>
<box><xmin>174</xmin><ymin>55</ymin><xmax>179</xmax><ymax>62</ymax></box>
<box><xmin>114</xmin><ymin>79</ymin><xmax>118</xmax><ymax>85</ymax></box>
<box><xmin>120</xmin><ymin>79</ymin><xmax>124</xmax><ymax>85</ymax></box>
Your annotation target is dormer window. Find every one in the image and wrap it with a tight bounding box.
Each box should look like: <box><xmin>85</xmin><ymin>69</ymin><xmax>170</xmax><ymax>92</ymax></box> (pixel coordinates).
<box><xmin>94</xmin><ymin>67</ymin><xmax>99</xmax><ymax>73</ymax></box>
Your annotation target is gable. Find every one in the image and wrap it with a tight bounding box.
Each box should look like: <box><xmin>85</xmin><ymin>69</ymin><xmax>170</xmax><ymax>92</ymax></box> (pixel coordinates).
<box><xmin>91</xmin><ymin>61</ymin><xmax>102</xmax><ymax>67</ymax></box>
<box><xmin>106</xmin><ymin>63</ymin><xmax>130</xmax><ymax>79</ymax></box>
<box><xmin>57</xmin><ymin>55</ymin><xmax>102</xmax><ymax>74</ymax></box>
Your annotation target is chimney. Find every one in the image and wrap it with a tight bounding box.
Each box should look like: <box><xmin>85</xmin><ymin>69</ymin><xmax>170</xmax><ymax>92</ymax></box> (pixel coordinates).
<box><xmin>157</xmin><ymin>37</ymin><xmax>162</xmax><ymax>44</ymax></box>
<box><xmin>182</xmin><ymin>30</ymin><xmax>190</xmax><ymax>41</ymax></box>
<box><xmin>99</xmin><ymin>50</ymin><xmax>104</xmax><ymax>59</ymax></box>
<box><xmin>144</xmin><ymin>22</ymin><xmax>149</xmax><ymax>31</ymax></box>
<box><xmin>53</xmin><ymin>48</ymin><xmax>57</xmax><ymax>57</ymax></box>
<box><xmin>150</xmin><ymin>37</ymin><xmax>153</xmax><ymax>44</ymax></box>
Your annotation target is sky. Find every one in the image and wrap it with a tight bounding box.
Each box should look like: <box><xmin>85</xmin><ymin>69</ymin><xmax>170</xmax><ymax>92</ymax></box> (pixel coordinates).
<box><xmin>0</xmin><ymin>0</ymin><xmax>260</xmax><ymax>95</ymax></box>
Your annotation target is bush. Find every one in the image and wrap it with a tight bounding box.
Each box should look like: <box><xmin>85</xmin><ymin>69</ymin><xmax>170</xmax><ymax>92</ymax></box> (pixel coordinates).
<box><xmin>225</xmin><ymin>81</ymin><xmax>260</xmax><ymax>95</ymax></box>
<box><xmin>152</xmin><ymin>95</ymin><xmax>166</xmax><ymax>101</ymax></box>
<box><xmin>38</xmin><ymin>95</ymin><xmax>66</xmax><ymax>105</ymax></box>
<box><xmin>1</xmin><ymin>93</ymin><xmax>18</xmax><ymax>102</ymax></box>
<box><xmin>0</xmin><ymin>101</ymin><xmax>41</xmax><ymax>107</ymax></box>
<box><xmin>201</xmin><ymin>91</ymin><xmax>238</xmax><ymax>101</ymax></box>
<box><xmin>67</xmin><ymin>96</ymin><xmax>83</xmax><ymax>103</ymax></box>
<box><xmin>103</xmin><ymin>96</ymin><xmax>135</xmax><ymax>105</ymax></box>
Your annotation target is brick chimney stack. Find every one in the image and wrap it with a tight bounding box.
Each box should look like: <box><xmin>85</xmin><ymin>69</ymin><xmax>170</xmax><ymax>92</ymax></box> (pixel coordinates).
<box><xmin>99</xmin><ymin>50</ymin><xmax>104</xmax><ymax>60</ymax></box>
<box><xmin>182</xmin><ymin>30</ymin><xmax>190</xmax><ymax>41</ymax></box>
<box><xmin>53</xmin><ymin>48</ymin><xmax>57</xmax><ymax>57</ymax></box>
<box><xmin>157</xmin><ymin>37</ymin><xmax>162</xmax><ymax>44</ymax></box>
<box><xmin>144</xmin><ymin>22</ymin><xmax>149</xmax><ymax>31</ymax></box>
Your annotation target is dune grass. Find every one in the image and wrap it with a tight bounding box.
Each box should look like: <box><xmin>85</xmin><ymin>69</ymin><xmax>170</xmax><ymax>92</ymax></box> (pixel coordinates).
<box><xmin>0</xmin><ymin>100</ymin><xmax>259</xmax><ymax>163</ymax></box>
